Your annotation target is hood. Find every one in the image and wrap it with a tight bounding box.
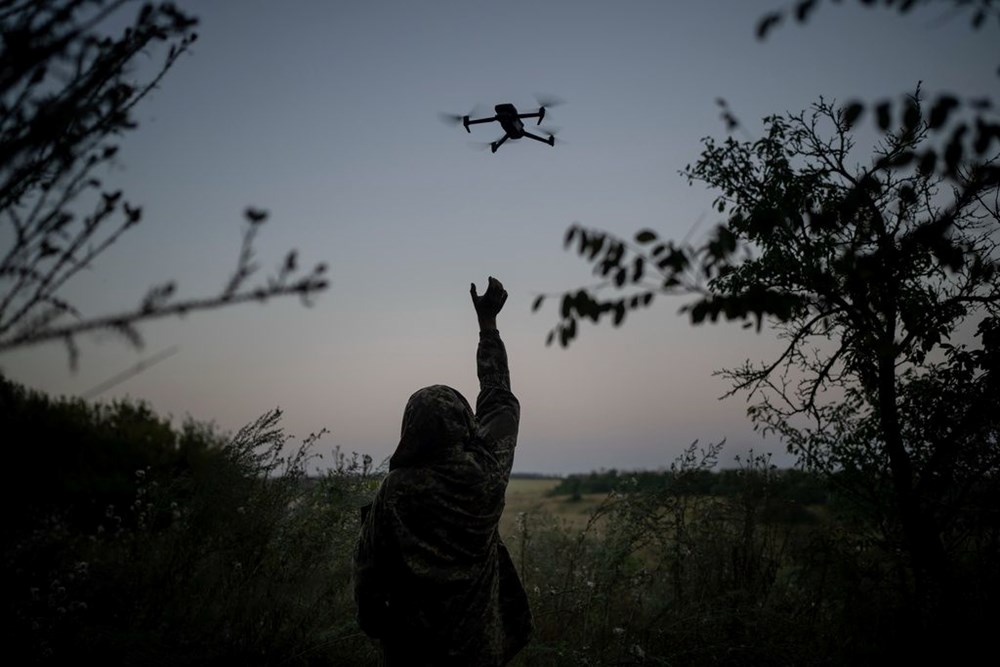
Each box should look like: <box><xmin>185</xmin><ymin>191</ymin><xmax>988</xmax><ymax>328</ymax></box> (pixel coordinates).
<box><xmin>389</xmin><ymin>384</ymin><xmax>476</xmax><ymax>470</ymax></box>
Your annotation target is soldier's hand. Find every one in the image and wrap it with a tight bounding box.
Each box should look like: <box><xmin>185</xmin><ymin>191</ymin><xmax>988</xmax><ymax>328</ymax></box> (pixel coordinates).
<box><xmin>470</xmin><ymin>276</ymin><xmax>508</xmax><ymax>330</ymax></box>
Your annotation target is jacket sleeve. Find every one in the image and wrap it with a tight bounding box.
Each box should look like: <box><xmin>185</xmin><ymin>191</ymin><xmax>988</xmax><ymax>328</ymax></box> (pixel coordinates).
<box><xmin>475</xmin><ymin>329</ymin><xmax>520</xmax><ymax>478</ymax></box>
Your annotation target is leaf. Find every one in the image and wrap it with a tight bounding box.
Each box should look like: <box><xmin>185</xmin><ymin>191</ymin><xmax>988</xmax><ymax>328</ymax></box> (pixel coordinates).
<box><xmin>918</xmin><ymin>150</ymin><xmax>937</xmax><ymax>175</ymax></box>
<box><xmin>928</xmin><ymin>95</ymin><xmax>959</xmax><ymax>130</ymax></box>
<box><xmin>876</xmin><ymin>101</ymin><xmax>892</xmax><ymax>131</ymax></box>
<box><xmin>843</xmin><ymin>102</ymin><xmax>864</xmax><ymax>128</ymax></box>
<box><xmin>613</xmin><ymin>302</ymin><xmax>626</xmax><ymax>326</ymax></box>
<box><xmin>756</xmin><ymin>12</ymin><xmax>782</xmax><ymax>39</ymax></box>
<box><xmin>902</xmin><ymin>99</ymin><xmax>920</xmax><ymax>132</ymax></box>
<box><xmin>564</xmin><ymin>225</ymin><xmax>577</xmax><ymax>249</ymax></box>
<box><xmin>545</xmin><ymin>330</ymin><xmax>555</xmax><ymax>346</ymax></box>
<box><xmin>123</xmin><ymin>203</ymin><xmax>142</xmax><ymax>225</ymax></box>
<box><xmin>614</xmin><ymin>267</ymin><xmax>627</xmax><ymax>288</ymax></box>
<box><xmin>973</xmin><ymin>119</ymin><xmax>1000</xmax><ymax>155</ymax></box>
<box><xmin>795</xmin><ymin>0</ymin><xmax>817</xmax><ymax>22</ymax></box>
<box><xmin>689</xmin><ymin>301</ymin><xmax>709</xmax><ymax>325</ymax></box>
<box><xmin>879</xmin><ymin>151</ymin><xmax>914</xmax><ymax>169</ymax></box>
<box><xmin>244</xmin><ymin>207</ymin><xmax>269</xmax><ymax>223</ymax></box>
<box><xmin>944</xmin><ymin>124</ymin><xmax>968</xmax><ymax>174</ymax></box>
<box><xmin>586</xmin><ymin>234</ymin><xmax>606</xmax><ymax>260</ymax></box>
<box><xmin>635</xmin><ymin>229</ymin><xmax>657</xmax><ymax>244</ymax></box>
<box><xmin>632</xmin><ymin>256</ymin><xmax>645</xmax><ymax>282</ymax></box>
<box><xmin>560</xmin><ymin>293</ymin><xmax>573</xmax><ymax>319</ymax></box>
<box><xmin>532</xmin><ymin>295</ymin><xmax>544</xmax><ymax>312</ymax></box>
<box><xmin>559</xmin><ymin>321</ymin><xmax>574</xmax><ymax>347</ymax></box>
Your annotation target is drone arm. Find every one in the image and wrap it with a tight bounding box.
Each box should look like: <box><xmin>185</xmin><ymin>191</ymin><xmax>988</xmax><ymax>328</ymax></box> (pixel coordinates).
<box><xmin>522</xmin><ymin>130</ymin><xmax>555</xmax><ymax>147</ymax></box>
<box><xmin>465</xmin><ymin>116</ymin><xmax>498</xmax><ymax>130</ymax></box>
<box><xmin>519</xmin><ymin>108</ymin><xmax>545</xmax><ymax>125</ymax></box>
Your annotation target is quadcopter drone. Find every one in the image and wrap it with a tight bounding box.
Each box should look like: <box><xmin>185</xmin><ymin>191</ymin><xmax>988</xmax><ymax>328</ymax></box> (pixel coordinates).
<box><xmin>442</xmin><ymin>100</ymin><xmax>560</xmax><ymax>154</ymax></box>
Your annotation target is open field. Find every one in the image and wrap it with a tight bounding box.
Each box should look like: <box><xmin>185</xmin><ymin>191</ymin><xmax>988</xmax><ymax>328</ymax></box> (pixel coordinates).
<box><xmin>500</xmin><ymin>477</ymin><xmax>610</xmax><ymax>539</ymax></box>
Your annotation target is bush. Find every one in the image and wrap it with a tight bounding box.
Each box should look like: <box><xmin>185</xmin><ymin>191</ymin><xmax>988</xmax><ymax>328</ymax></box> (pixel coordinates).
<box><xmin>1</xmin><ymin>375</ymin><xmax>380</xmax><ymax>665</ymax></box>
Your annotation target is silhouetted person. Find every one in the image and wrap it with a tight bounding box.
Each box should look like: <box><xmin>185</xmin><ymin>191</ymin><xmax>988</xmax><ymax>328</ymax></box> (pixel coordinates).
<box><xmin>353</xmin><ymin>277</ymin><xmax>532</xmax><ymax>666</ymax></box>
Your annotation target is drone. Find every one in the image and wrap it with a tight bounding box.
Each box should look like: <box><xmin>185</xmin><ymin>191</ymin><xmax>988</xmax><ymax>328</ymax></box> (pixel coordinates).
<box><xmin>442</xmin><ymin>100</ymin><xmax>561</xmax><ymax>154</ymax></box>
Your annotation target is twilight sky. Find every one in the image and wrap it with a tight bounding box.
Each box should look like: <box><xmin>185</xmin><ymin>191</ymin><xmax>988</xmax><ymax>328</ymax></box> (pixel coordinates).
<box><xmin>2</xmin><ymin>0</ymin><xmax>996</xmax><ymax>474</ymax></box>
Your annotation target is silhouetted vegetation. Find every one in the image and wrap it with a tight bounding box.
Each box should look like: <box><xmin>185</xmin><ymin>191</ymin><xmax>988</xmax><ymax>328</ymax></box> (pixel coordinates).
<box><xmin>1</xmin><ymin>372</ymin><xmax>380</xmax><ymax>665</ymax></box>
<box><xmin>0</xmin><ymin>1</ymin><xmax>328</xmax><ymax>366</ymax></box>
<box><xmin>535</xmin><ymin>4</ymin><xmax>1000</xmax><ymax>661</ymax></box>
<box><xmin>5</xmin><ymin>369</ymin><xmax>997</xmax><ymax>664</ymax></box>
<box><xmin>539</xmin><ymin>101</ymin><xmax>1000</xmax><ymax>659</ymax></box>
<box><xmin>547</xmin><ymin>463</ymin><xmax>829</xmax><ymax>508</ymax></box>
<box><xmin>506</xmin><ymin>441</ymin><xmax>995</xmax><ymax>665</ymax></box>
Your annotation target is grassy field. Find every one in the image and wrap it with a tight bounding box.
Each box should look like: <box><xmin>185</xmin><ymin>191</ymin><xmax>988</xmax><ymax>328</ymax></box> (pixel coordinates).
<box><xmin>500</xmin><ymin>477</ymin><xmax>610</xmax><ymax>539</ymax></box>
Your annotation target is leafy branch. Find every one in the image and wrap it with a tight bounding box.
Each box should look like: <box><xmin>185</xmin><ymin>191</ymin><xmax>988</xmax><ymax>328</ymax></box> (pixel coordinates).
<box><xmin>0</xmin><ymin>208</ymin><xmax>329</xmax><ymax>368</ymax></box>
<box><xmin>0</xmin><ymin>1</ymin><xmax>330</xmax><ymax>367</ymax></box>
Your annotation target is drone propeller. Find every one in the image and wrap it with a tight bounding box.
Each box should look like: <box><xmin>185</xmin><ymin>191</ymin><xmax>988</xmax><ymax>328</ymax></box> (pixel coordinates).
<box><xmin>438</xmin><ymin>105</ymin><xmax>485</xmax><ymax>129</ymax></box>
<box><xmin>539</xmin><ymin>126</ymin><xmax>566</xmax><ymax>146</ymax></box>
<box><xmin>438</xmin><ymin>112</ymin><xmax>467</xmax><ymax>126</ymax></box>
<box><xmin>465</xmin><ymin>137</ymin><xmax>497</xmax><ymax>152</ymax></box>
<box><xmin>534</xmin><ymin>93</ymin><xmax>566</xmax><ymax>109</ymax></box>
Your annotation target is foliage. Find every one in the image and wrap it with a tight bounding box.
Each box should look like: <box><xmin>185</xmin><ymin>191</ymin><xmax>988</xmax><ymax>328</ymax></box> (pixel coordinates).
<box><xmin>5</xmin><ymin>368</ymin><xmax>994</xmax><ymax>664</ymax></box>
<box><xmin>536</xmin><ymin>4</ymin><xmax>1000</xmax><ymax>646</ymax></box>
<box><xmin>0</xmin><ymin>0</ymin><xmax>328</xmax><ymax>366</ymax></box>
<box><xmin>505</xmin><ymin>443</ymin><xmax>910</xmax><ymax>666</ymax></box>
<box><xmin>756</xmin><ymin>0</ymin><xmax>1000</xmax><ymax>249</ymax></box>
<box><xmin>0</xmin><ymin>371</ymin><xmax>212</xmax><ymax>536</ymax></box>
<box><xmin>540</xmin><ymin>88</ymin><xmax>1000</xmax><ymax>648</ymax></box>
<box><xmin>2</xmin><ymin>373</ymin><xmax>381</xmax><ymax>665</ymax></box>
<box><xmin>547</xmin><ymin>459</ymin><xmax>829</xmax><ymax>509</ymax></box>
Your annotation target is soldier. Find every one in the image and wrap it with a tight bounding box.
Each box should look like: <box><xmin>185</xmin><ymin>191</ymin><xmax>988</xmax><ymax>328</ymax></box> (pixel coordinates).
<box><xmin>353</xmin><ymin>276</ymin><xmax>532</xmax><ymax>666</ymax></box>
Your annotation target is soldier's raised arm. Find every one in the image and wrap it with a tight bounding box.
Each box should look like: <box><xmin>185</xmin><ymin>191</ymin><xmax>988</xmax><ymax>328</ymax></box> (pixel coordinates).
<box><xmin>470</xmin><ymin>277</ymin><xmax>520</xmax><ymax>477</ymax></box>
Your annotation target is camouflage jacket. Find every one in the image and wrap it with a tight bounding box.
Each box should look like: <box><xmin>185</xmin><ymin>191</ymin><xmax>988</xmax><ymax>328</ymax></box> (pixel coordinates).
<box><xmin>353</xmin><ymin>329</ymin><xmax>532</xmax><ymax>666</ymax></box>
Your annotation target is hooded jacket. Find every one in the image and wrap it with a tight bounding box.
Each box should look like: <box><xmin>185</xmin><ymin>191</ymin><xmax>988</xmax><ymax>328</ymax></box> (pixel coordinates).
<box><xmin>353</xmin><ymin>329</ymin><xmax>532</xmax><ymax>666</ymax></box>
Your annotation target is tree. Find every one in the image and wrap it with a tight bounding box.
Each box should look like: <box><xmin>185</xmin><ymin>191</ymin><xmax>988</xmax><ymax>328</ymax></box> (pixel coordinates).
<box><xmin>535</xmin><ymin>4</ymin><xmax>1000</xmax><ymax>641</ymax></box>
<box><xmin>0</xmin><ymin>1</ymin><xmax>328</xmax><ymax>368</ymax></box>
<box><xmin>539</xmin><ymin>89</ymin><xmax>1000</xmax><ymax>642</ymax></box>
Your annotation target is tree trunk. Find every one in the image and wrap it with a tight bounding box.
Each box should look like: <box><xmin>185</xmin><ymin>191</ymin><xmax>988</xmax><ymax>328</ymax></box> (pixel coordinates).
<box><xmin>876</xmin><ymin>337</ymin><xmax>949</xmax><ymax>638</ymax></box>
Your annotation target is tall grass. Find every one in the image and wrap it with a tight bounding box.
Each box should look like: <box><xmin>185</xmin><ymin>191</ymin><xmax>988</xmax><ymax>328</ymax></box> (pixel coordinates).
<box><xmin>507</xmin><ymin>443</ymin><xmax>921</xmax><ymax>666</ymax></box>
<box><xmin>4</xmin><ymin>392</ymin><xmax>381</xmax><ymax>665</ymax></box>
<box><xmin>5</xmin><ymin>376</ymin><xmax>996</xmax><ymax>664</ymax></box>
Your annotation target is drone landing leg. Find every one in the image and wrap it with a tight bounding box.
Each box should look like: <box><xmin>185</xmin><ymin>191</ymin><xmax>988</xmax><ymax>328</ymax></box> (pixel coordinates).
<box><xmin>491</xmin><ymin>133</ymin><xmax>510</xmax><ymax>154</ymax></box>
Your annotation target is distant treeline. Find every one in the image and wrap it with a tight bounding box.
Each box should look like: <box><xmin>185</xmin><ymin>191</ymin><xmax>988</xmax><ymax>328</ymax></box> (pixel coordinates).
<box><xmin>549</xmin><ymin>467</ymin><xmax>829</xmax><ymax>505</ymax></box>
<box><xmin>509</xmin><ymin>471</ymin><xmax>561</xmax><ymax>480</ymax></box>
